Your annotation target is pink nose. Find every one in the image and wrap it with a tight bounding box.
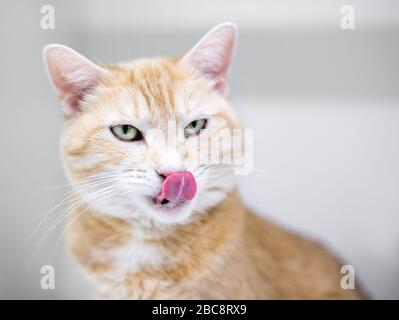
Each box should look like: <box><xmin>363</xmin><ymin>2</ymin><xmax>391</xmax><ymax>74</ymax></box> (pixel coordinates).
<box><xmin>157</xmin><ymin>171</ymin><xmax>197</xmax><ymax>202</ymax></box>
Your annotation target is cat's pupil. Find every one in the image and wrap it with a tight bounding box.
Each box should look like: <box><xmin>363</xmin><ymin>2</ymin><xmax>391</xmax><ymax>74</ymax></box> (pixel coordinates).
<box><xmin>191</xmin><ymin>121</ymin><xmax>197</xmax><ymax>128</ymax></box>
<box><xmin>122</xmin><ymin>125</ymin><xmax>129</xmax><ymax>134</ymax></box>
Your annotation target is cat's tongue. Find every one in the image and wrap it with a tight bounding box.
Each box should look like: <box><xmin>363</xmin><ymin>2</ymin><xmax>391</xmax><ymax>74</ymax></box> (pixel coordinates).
<box><xmin>157</xmin><ymin>171</ymin><xmax>197</xmax><ymax>203</ymax></box>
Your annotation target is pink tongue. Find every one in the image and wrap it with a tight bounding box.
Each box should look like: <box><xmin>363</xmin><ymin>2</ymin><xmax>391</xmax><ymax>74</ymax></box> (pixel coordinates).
<box><xmin>158</xmin><ymin>171</ymin><xmax>197</xmax><ymax>202</ymax></box>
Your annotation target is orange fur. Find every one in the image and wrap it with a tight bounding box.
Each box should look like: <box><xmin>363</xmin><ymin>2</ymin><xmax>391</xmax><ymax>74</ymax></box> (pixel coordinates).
<box><xmin>66</xmin><ymin>191</ymin><xmax>364</xmax><ymax>299</ymax></box>
<box><xmin>44</xmin><ymin>24</ymin><xmax>365</xmax><ymax>299</ymax></box>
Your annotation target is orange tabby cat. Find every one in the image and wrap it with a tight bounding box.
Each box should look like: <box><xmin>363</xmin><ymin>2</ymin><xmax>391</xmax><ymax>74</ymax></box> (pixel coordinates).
<box><xmin>43</xmin><ymin>23</ymin><xmax>364</xmax><ymax>299</ymax></box>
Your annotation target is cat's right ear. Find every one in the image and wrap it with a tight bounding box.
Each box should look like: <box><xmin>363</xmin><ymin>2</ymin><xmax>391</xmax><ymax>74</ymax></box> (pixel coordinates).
<box><xmin>43</xmin><ymin>44</ymin><xmax>109</xmax><ymax>117</ymax></box>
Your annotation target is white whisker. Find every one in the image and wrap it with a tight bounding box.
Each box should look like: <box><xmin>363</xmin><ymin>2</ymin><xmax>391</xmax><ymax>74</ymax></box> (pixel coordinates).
<box><xmin>27</xmin><ymin>183</ymin><xmax>120</xmax><ymax>270</ymax></box>
<box><xmin>49</xmin><ymin>187</ymin><xmax>121</xmax><ymax>264</ymax></box>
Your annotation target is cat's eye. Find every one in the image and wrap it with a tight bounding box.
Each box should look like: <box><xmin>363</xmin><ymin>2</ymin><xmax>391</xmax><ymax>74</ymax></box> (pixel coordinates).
<box><xmin>184</xmin><ymin>119</ymin><xmax>207</xmax><ymax>137</ymax></box>
<box><xmin>111</xmin><ymin>124</ymin><xmax>143</xmax><ymax>141</ymax></box>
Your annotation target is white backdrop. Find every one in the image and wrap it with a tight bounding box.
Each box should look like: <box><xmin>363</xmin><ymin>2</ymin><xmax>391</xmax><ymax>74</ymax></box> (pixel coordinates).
<box><xmin>0</xmin><ymin>0</ymin><xmax>398</xmax><ymax>299</ymax></box>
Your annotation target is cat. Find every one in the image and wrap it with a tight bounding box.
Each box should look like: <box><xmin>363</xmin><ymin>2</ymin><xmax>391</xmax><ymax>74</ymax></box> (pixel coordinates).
<box><xmin>43</xmin><ymin>22</ymin><xmax>364</xmax><ymax>299</ymax></box>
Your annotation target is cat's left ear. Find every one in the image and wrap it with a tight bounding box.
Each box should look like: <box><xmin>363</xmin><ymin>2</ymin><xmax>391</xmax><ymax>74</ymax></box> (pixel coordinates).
<box><xmin>180</xmin><ymin>22</ymin><xmax>237</xmax><ymax>96</ymax></box>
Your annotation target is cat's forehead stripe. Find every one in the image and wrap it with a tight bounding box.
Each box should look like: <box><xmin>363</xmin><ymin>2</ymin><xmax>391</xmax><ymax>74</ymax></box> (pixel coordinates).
<box><xmin>124</xmin><ymin>59</ymin><xmax>183</xmax><ymax>117</ymax></box>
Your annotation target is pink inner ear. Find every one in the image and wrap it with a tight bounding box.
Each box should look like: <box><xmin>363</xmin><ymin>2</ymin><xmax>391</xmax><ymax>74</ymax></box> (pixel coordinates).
<box><xmin>181</xmin><ymin>23</ymin><xmax>237</xmax><ymax>96</ymax></box>
<box><xmin>62</xmin><ymin>91</ymin><xmax>85</xmax><ymax>112</ymax></box>
<box><xmin>44</xmin><ymin>44</ymin><xmax>108</xmax><ymax>115</ymax></box>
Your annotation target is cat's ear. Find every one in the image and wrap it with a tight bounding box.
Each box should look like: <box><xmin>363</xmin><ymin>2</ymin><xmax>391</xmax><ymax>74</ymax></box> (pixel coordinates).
<box><xmin>43</xmin><ymin>44</ymin><xmax>109</xmax><ymax>116</ymax></box>
<box><xmin>181</xmin><ymin>22</ymin><xmax>237</xmax><ymax>96</ymax></box>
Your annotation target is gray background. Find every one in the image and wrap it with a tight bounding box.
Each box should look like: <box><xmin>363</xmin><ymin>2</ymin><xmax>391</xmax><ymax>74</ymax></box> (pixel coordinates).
<box><xmin>0</xmin><ymin>0</ymin><xmax>398</xmax><ymax>299</ymax></box>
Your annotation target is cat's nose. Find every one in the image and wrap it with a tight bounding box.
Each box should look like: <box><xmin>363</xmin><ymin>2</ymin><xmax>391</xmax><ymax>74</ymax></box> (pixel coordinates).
<box><xmin>156</xmin><ymin>151</ymin><xmax>185</xmax><ymax>178</ymax></box>
<box><xmin>156</xmin><ymin>166</ymin><xmax>186</xmax><ymax>179</ymax></box>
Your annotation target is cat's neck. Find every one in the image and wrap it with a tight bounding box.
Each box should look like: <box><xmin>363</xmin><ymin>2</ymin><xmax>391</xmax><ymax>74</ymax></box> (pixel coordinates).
<box><xmin>66</xmin><ymin>191</ymin><xmax>245</xmax><ymax>274</ymax></box>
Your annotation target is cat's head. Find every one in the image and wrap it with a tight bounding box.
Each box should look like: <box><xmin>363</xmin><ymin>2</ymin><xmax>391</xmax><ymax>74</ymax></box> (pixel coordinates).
<box><xmin>44</xmin><ymin>23</ymin><xmax>242</xmax><ymax>225</ymax></box>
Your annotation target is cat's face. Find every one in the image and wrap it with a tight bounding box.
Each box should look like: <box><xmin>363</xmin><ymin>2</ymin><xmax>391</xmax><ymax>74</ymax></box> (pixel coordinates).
<box><xmin>44</xmin><ymin>23</ymin><xmax>240</xmax><ymax>225</ymax></box>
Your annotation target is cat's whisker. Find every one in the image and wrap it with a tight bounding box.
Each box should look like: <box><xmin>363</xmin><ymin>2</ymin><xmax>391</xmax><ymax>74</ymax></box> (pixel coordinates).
<box><xmin>44</xmin><ymin>184</ymin><xmax>120</xmax><ymax>236</ymax></box>
<box><xmin>39</xmin><ymin>179</ymin><xmax>113</xmax><ymax>213</ymax></box>
<box><xmin>27</xmin><ymin>184</ymin><xmax>120</xmax><ymax>270</ymax></box>
<box><xmin>29</xmin><ymin>178</ymin><xmax>119</xmax><ymax>240</ymax></box>
<box><xmin>40</xmin><ymin>171</ymin><xmax>123</xmax><ymax>190</ymax></box>
<box><xmin>48</xmin><ymin>188</ymin><xmax>121</xmax><ymax>264</ymax></box>
<box><xmin>37</xmin><ymin>172</ymin><xmax>128</xmax><ymax>213</ymax></box>
<box><xmin>37</xmin><ymin>174</ymin><xmax>122</xmax><ymax>206</ymax></box>
<box><xmin>43</xmin><ymin>170</ymin><xmax>154</xmax><ymax>216</ymax></box>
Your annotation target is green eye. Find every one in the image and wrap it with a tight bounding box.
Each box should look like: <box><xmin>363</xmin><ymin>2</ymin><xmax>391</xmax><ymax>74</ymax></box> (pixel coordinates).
<box><xmin>111</xmin><ymin>124</ymin><xmax>142</xmax><ymax>141</ymax></box>
<box><xmin>184</xmin><ymin>119</ymin><xmax>207</xmax><ymax>137</ymax></box>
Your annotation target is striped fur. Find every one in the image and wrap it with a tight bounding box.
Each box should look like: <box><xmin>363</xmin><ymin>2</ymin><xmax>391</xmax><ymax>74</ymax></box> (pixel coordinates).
<box><xmin>44</xmin><ymin>23</ymin><xmax>365</xmax><ymax>299</ymax></box>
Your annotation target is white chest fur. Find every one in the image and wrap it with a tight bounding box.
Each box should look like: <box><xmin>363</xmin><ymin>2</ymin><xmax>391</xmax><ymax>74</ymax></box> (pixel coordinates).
<box><xmin>82</xmin><ymin>239</ymin><xmax>172</xmax><ymax>299</ymax></box>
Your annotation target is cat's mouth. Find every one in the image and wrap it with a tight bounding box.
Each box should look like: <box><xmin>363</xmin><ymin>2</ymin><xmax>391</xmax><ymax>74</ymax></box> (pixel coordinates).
<box><xmin>146</xmin><ymin>171</ymin><xmax>197</xmax><ymax>213</ymax></box>
<box><xmin>146</xmin><ymin>196</ymin><xmax>189</xmax><ymax>212</ymax></box>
